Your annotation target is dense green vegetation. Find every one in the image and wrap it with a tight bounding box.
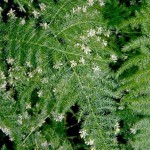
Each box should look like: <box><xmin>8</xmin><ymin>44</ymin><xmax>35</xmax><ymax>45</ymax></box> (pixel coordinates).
<box><xmin>0</xmin><ymin>0</ymin><xmax>149</xmax><ymax>149</ymax></box>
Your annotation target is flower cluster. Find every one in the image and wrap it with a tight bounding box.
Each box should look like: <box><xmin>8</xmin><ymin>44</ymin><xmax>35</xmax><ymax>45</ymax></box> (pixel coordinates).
<box><xmin>52</xmin><ymin>112</ymin><xmax>65</xmax><ymax>122</ymax></box>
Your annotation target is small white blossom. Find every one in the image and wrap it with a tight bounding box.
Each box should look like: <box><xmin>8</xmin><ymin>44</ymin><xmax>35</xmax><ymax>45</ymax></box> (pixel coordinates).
<box><xmin>72</xmin><ymin>8</ymin><xmax>76</xmax><ymax>14</ymax></box>
<box><xmin>36</xmin><ymin>67</ymin><xmax>42</xmax><ymax>74</ymax></box>
<box><xmin>70</xmin><ymin>60</ymin><xmax>77</xmax><ymax>68</ymax></box>
<box><xmin>0</xmin><ymin>7</ymin><xmax>3</xmax><ymax>12</ymax></box>
<box><xmin>24</xmin><ymin>111</ymin><xmax>29</xmax><ymax>119</ymax></box>
<box><xmin>77</xmin><ymin>7</ymin><xmax>81</xmax><ymax>12</ymax></box>
<box><xmin>4</xmin><ymin>0</ymin><xmax>8</xmax><ymax>3</ymax></box>
<box><xmin>53</xmin><ymin>62</ymin><xmax>63</xmax><ymax>69</ymax></box>
<box><xmin>87</xmin><ymin>29</ymin><xmax>96</xmax><ymax>37</ymax></box>
<box><xmin>26</xmin><ymin>61</ymin><xmax>32</xmax><ymax>67</ymax></box>
<box><xmin>32</xmin><ymin>10</ymin><xmax>40</xmax><ymax>18</ymax></box>
<box><xmin>103</xmin><ymin>40</ymin><xmax>108</xmax><ymax>46</ymax></box>
<box><xmin>41</xmin><ymin>141</ymin><xmax>48</xmax><ymax>148</ymax></box>
<box><xmin>0</xmin><ymin>71</ymin><xmax>6</xmax><ymax>80</ymax></box>
<box><xmin>41</xmin><ymin>78</ymin><xmax>48</xmax><ymax>84</ymax></box>
<box><xmin>97</xmin><ymin>26</ymin><xmax>103</xmax><ymax>34</ymax></box>
<box><xmin>6</xmin><ymin>58</ymin><xmax>14</xmax><ymax>65</ymax></box>
<box><xmin>110</xmin><ymin>54</ymin><xmax>118</xmax><ymax>62</ymax></box>
<box><xmin>79</xmin><ymin>57</ymin><xmax>85</xmax><ymax>64</ymax></box>
<box><xmin>26</xmin><ymin>103</ymin><xmax>31</xmax><ymax>109</ymax></box>
<box><xmin>40</xmin><ymin>22</ymin><xmax>49</xmax><ymax>29</ymax></box>
<box><xmin>114</xmin><ymin>122</ymin><xmax>120</xmax><ymax>135</ymax></box>
<box><xmin>118</xmin><ymin>105</ymin><xmax>125</xmax><ymax>110</ymax></box>
<box><xmin>88</xmin><ymin>0</ymin><xmax>94</xmax><ymax>6</ymax></box>
<box><xmin>115</xmin><ymin>128</ymin><xmax>120</xmax><ymax>135</ymax></box>
<box><xmin>39</xmin><ymin>3</ymin><xmax>46</xmax><ymax>11</ymax></box>
<box><xmin>92</xmin><ymin>66</ymin><xmax>101</xmax><ymax>73</ymax></box>
<box><xmin>86</xmin><ymin>139</ymin><xmax>94</xmax><ymax>146</ymax></box>
<box><xmin>83</xmin><ymin>46</ymin><xmax>91</xmax><ymax>54</ymax></box>
<box><xmin>104</xmin><ymin>30</ymin><xmax>111</xmax><ymax>37</ymax></box>
<box><xmin>97</xmin><ymin>37</ymin><xmax>101</xmax><ymax>42</ymax></box>
<box><xmin>82</xmin><ymin>6</ymin><xmax>87</xmax><ymax>13</ymax></box>
<box><xmin>53</xmin><ymin>113</ymin><xmax>64</xmax><ymax>122</ymax></box>
<box><xmin>37</xmin><ymin>90</ymin><xmax>43</xmax><ymax>97</ymax></box>
<box><xmin>99</xmin><ymin>0</ymin><xmax>105</xmax><ymax>6</ymax></box>
<box><xmin>28</xmin><ymin>72</ymin><xmax>34</xmax><ymax>78</ymax></box>
<box><xmin>20</xmin><ymin>19</ymin><xmax>26</xmax><ymax>25</ymax></box>
<box><xmin>79</xmin><ymin>129</ymin><xmax>88</xmax><ymax>138</ymax></box>
<box><xmin>130</xmin><ymin>127</ymin><xmax>136</xmax><ymax>134</ymax></box>
<box><xmin>7</xmin><ymin>9</ymin><xmax>16</xmax><ymax>18</ymax></box>
<box><xmin>1</xmin><ymin>81</ymin><xmax>7</xmax><ymax>89</ymax></box>
<box><xmin>91</xmin><ymin>147</ymin><xmax>96</xmax><ymax>150</ymax></box>
<box><xmin>80</xmin><ymin>35</ymin><xmax>86</xmax><ymax>41</ymax></box>
<box><xmin>52</xmin><ymin>88</ymin><xmax>57</xmax><ymax>93</ymax></box>
<box><xmin>17</xmin><ymin>115</ymin><xmax>23</xmax><ymax>125</ymax></box>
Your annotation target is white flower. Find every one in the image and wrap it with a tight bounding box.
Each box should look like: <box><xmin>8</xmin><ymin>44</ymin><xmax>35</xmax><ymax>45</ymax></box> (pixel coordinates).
<box><xmin>7</xmin><ymin>9</ymin><xmax>16</xmax><ymax>18</ymax></box>
<box><xmin>118</xmin><ymin>105</ymin><xmax>125</xmax><ymax>110</ymax></box>
<box><xmin>97</xmin><ymin>26</ymin><xmax>103</xmax><ymax>34</ymax></box>
<box><xmin>41</xmin><ymin>78</ymin><xmax>48</xmax><ymax>84</ymax></box>
<box><xmin>20</xmin><ymin>19</ymin><xmax>26</xmax><ymax>25</ymax></box>
<box><xmin>28</xmin><ymin>72</ymin><xmax>34</xmax><ymax>78</ymax></box>
<box><xmin>26</xmin><ymin>61</ymin><xmax>32</xmax><ymax>67</ymax></box>
<box><xmin>0</xmin><ymin>7</ymin><xmax>3</xmax><ymax>12</ymax></box>
<box><xmin>40</xmin><ymin>22</ymin><xmax>49</xmax><ymax>29</ymax></box>
<box><xmin>83</xmin><ymin>46</ymin><xmax>91</xmax><ymax>54</ymax></box>
<box><xmin>87</xmin><ymin>29</ymin><xmax>96</xmax><ymax>37</ymax></box>
<box><xmin>92</xmin><ymin>66</ymin><xmax>101</xmax><ymax>73</ymax></box>
<box><xmin>115</xmin><ymin>128</ymin><xmax>120</xmax><ymax>135</ymax></box>
<box><xmin>24</xmin><ymin>112</ymin><xmax>29</xmax><ymax>119</ymax></box>
<box><xmin>110</xmin><ymin>54</ymin><xmax>118</xmax><ymax>62</ymax></box>
<box><xmin>104</xmin><ymin>31</ymin><xmax>110</xmax><ymax>37</ymax></box>
<box><xmin>36</xmin><ymin>67</ymin><xmax>42</xmax><ymax>74</ymax></box>
<box><xmin>39</xmin><ymin>3</ymin><xmax>46</xmax><ymax>11</ymax></box>
<box><xmin>18</xmin><ymin>115</ymin><xmax>23</xmax><ymax>125</ymax></box>
<box><xmin>70</xmin><ymin>60</ymin><xmax>77</xmax><ymax>68</ymax></box>
<box><xmin>6</xmin><ymin>58</ymin><xmax>14</xmax><ymax>65</ymax></box>
<box><xmin>86</xmin><ymin>139</ymin><xmax>94</xmax><ymax>145</ymax></box>
<box><xmin>99</xmin><ymin>0</ymin><xmax>105</xmax><ymax>6</ymax></box>
<box><xmin>0</xmin><ymin>71</ymin><xmax>6</xmax><ymax>80</ymax></box>
<box><xmin>52</xmin><ymin>88</ymin><xmax>57</xmax><ymax>93</ymax></box>
<box><xmin>26</xmin><ymin>103</ymin><xmax>31</xmax><ymax>109</ymax></box>
<box><xmin>72</xmin><ymin>8</ymin><xmax>76</xmax><ymax>14</ymax></box>
<box><xmin>88</xmin><ymin>0</ymin><xmax>94</xmax><ymax>6</ymax></box>
<box><xmin>80</xmin><ymin>35</ymin><xmax>86</xmax><ymax>41</ymax></box>
<box><xmin>103</xmin><ymin>40</ymin><xmax>108</xmax><ymax>46</ymax></box>
<box><xmin>114</xmin><ymin>122</ymin><xmax>120</xmax><ymax>135</ymax></box>
<box><xmin>79</xmin><ymin>57</ymin><xmax>85</xmax><ymax>64</ymax></box>
<box><xmin>79</xmin><ymin>129</ymin><xmax>88</xmax><ymax>138</ymax></box>
<box><xmin>37</xmin><ymin>90</ymin><xmax>43</xmax><ymax>97</ymax></box>
<box><xmin>53</xmin><ymin>113</ymin><xmax>64</xmax><ymax>122</ymax></box>
<box><xmin>53</xmin><ymin>62</ymin><xmax>63</xmax><ymax>69</ymax></box>
<box><xmin>32</xmin><ymin>10</ymin><xmax>40</xmax><ymax>18</ymax></box>
<box><xmin>1</xmin><ymin>81</ymin><xmax>7</xmax><ymax>89</ymax></box>
<box><xmin>4</xmin><ymin>0</ymin><xmax>8</xmax><ymax>2</ymax></box>
<box><xmin>97</xmin><ymin>37</ymin><xmax>101</xmax><ymax>42</ymax></box>
<box><xmin>77</xmin><ymin>7</ymin><xmax>81</xmax><ymax>12</ymax></box>
<box><xmin>41</xmin><ymin>141</ymin><xmax>48</xmax><ymax>148</ymax></box>
<box><xmin>82</xmin><ymin>6</ymin><xmax>87</xmax><ymax>13</ymax></box>
<box><xmin>130</xmin><ymin>128</ymin><xmax>136</xmax><ymax>134</ymax></box>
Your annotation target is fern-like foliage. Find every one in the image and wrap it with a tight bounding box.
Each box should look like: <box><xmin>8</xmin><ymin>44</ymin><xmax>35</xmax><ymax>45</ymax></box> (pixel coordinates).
<box><xmin>0</xmin><ymin>0</ymin><xmax>119</xmax><ymax>149</ymax></box>
<box><xmin>115</xmin><ymin>0</ymin><xmax>150</xmax><ymax>149</ymax></box>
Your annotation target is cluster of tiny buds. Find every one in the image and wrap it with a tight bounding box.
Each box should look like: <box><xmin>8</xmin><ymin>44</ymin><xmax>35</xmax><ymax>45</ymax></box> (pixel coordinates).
<box><xmin>52</xmin><ymin>112</ymin><xmax>65</xmax><ymax>122</ymax></box>
<box><xmin>110</xmin><ymin>54</ymin><xmax>118</xmax><ymax>62</ymax></box>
